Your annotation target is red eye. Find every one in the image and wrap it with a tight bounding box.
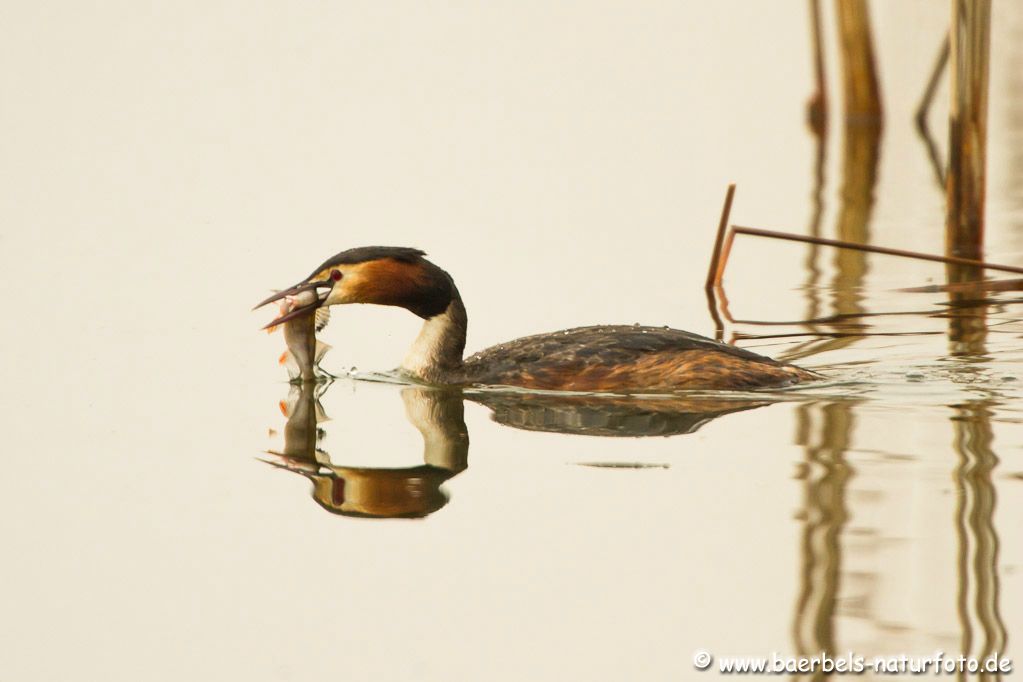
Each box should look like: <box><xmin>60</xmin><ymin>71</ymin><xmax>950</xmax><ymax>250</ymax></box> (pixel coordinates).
<box><xmin>330</xmin><ymin>269</ymin><xmax>342</xmax><ymax>282</ymax></box>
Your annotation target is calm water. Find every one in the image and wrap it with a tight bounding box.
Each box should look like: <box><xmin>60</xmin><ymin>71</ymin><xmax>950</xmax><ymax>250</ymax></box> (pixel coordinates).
<box><xmin>2</xmin><ymin>2</ymin><xmax>1022</xmax><ymax>680</ymax></box>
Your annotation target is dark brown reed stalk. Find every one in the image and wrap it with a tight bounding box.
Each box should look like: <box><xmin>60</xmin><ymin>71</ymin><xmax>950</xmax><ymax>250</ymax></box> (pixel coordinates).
<box><xmin>946</xmin><ymin>0</ymin><xmax>991</xmax><ymax>261</ymax></box>
<box><xmin>704</xmin><ymin>184</ymin><xmax>736</xmax><ymax>339</ymax></box>
<box><xmin>705</xmin><ymin>184</ymin><xmax>736</xmax><ymax>290</ymax></box>
<box><xmin>834</xmin><ymin>0</ymin><xmax>883</xmax><ymax>124</ymax></box>
<box><xmin>705</xmin><ymin>286</ymin><xmax>725</xmax><ymax>340</ymax></box>
<box><xmin>806</xmin><ymin>0</ymin><xmax>828</xmax><ymax>135</ymax></box>
<box><xmin>946</xmin><ymin>0</ymin><xmax>992</xmax><ymax>353</ymax></box>
<box><xmin>728</xmin><ymin>225</ymin><xmax>1023</xmax><ymax>276</ymax></box>
<box><xmin>705</xmin><ymin>287</ymin><xmax>725</xmax><ymax>341</ymax></box>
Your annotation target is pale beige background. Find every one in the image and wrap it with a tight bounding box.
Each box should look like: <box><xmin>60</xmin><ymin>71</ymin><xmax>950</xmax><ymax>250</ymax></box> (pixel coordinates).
<box><xmin>1</xmin><ymin>2</ymin><xmax>1021</xmax><ymax>681</ymax></box>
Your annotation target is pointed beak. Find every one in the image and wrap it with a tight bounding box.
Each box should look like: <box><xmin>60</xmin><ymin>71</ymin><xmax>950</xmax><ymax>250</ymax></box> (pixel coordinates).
<box><xmin>254</xmin><ymin>278</ymin><xmax>333</xmax><ymax>329</ymax></box>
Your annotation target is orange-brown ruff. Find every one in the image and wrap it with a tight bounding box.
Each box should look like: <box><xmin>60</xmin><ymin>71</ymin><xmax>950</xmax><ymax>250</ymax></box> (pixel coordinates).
<box><xmin>258</xmin><ymin>247</ymin><xmax>818</xmax><ymax>391</ymax></box>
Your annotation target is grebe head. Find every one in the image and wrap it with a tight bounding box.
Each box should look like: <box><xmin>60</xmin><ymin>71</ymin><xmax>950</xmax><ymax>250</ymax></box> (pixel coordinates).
<box><xmin>256</xmin><ymin>246</ymin><xmax>456</xmax><ymax>328</ymax></box>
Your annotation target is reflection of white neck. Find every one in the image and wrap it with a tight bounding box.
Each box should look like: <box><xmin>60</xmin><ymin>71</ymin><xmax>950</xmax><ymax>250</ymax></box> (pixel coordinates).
<box><xmin>401</xmin><ymin>298</ymin><xmax>467</xmax><ymax>382</ymax></box>
<box><xmin>400</xmin><ymin>388</ymin><xmax>468</xmax><ymax>472</ymax></box>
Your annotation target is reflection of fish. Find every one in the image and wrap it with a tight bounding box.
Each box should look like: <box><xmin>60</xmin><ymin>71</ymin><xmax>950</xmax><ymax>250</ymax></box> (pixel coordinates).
<box><xmin>266</xmin><ymin>290</ymin><xmax>331</xmax><ymax>381</ymax></box>
<box><xmin>267</xmin><ymin>382</ymin><xmax>329</xmax><ymax>469</ymax></box>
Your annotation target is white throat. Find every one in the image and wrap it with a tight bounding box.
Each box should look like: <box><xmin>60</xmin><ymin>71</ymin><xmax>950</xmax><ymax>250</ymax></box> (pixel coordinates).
<box><xmin>401</xmin><ymin>301</ymin><xmax>463</xmax><ymax>379</ymax></box>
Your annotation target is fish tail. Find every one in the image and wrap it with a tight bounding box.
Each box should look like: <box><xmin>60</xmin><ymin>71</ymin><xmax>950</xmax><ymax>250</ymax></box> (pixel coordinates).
<box><xmin>314</xmin><ymin>341</ymin><xmax>332</xmax><ymax>365</ymax></box>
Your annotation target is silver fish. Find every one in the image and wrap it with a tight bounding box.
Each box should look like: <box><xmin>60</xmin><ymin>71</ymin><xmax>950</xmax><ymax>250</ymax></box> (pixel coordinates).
<box><xmin>267</xmin><ymin>290</ymin><xmax>331</xmax><ymax>381</ymax></box>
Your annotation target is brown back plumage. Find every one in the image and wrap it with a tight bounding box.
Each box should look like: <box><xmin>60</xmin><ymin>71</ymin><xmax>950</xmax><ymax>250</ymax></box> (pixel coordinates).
<box><xmin>460</xmin><ymin>325</ymin><xmax>816</xmax><ymax>391</ymax></box>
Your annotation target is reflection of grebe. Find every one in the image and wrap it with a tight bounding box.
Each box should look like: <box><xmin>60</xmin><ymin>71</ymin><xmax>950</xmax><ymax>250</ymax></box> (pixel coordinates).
<box><xmin>473</xmin><ymin>392</ymin><xmax>767</xmax><ymax>437</ymax></box>
<box><xmin>257</xmin><ymin>247</ymin><xmax>816</xmax><ymax>391</ymax></box>
<box><xmin>265</xmin><ymin>383</ymin><xmax>467</xmax><ymax>519</ymax></box>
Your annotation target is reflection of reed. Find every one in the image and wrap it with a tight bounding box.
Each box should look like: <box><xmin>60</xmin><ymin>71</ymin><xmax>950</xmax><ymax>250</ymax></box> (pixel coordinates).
<box><xmin>808</xmin><ymin>1</ymin><xmax>878</xmax><ymax>356</ymax></box>
<box><xmin>761</xmin><ymin>4</ymin><xmax>882</xmax><ymax>360</ymax></box>
<box><xmin>951</xmin><ymin>401</ymin><xmax>1006</xmax><ymax>680</ymax></box>
<box><xmin>832</xmin><ymin>123</ymin><xmax>879</xmax><ymax>314</ymax></box>
<box><xmin>802</xmin><ymin>86</ymin><xmax>828</xmax><ymax>324</ymax></box>
<box><xmin>944</xmin><ymin>263</ymin><xmax>988</xmax><ymax>357</ymax></box>
<box><xmin>916</xmin><ymin>35</ymin><xmax>950</xmax><ymax>190</ymax></box>
<box><xmin>781</xmin><ymin>68</ymin><xmax>830</xmax><ymax>359</ymax></box>
<box><xmin>790</xmin><ymin>37</ymin><xmax>875</xmax><ymax>659</ymax></box>
<box><xmin>716</xmin><ymin>91</ymin><xmax>883</xmax><ymax>358</ymax></box>
<box><xmin>792</xmin><ymin>401</ymin><xmax>854</xmax><ymax>680</ymax></box>
<box><xmin>806</xmin><ymin>0</ymin><xmax>828</xmax><ymax>135</ymax></box>
<box><xmin>787</xmin><ymin>105</ymin><xmax>881</xmax><ymax>362</ymax></box>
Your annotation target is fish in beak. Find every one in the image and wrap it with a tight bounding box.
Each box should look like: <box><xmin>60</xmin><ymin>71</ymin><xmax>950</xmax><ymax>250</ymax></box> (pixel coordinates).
<box><xmin>254</xmin><ymin>278</ymin><xmax>334</xmax><ymax>330</ymax></box>
<box><xmin>257</xmin><ymin>278</ymin><xmax>334</xmax><ymax>382</ymax></box>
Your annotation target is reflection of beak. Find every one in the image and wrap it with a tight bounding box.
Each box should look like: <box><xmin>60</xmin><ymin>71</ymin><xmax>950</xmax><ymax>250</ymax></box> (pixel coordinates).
<box><xmin>253</xmin><ymin>279</ymin><xmax>333</xmax><ymax>329</ymax></box>
<box><xmin>260</xmin><ymin>454</ymin><xmax>321</xmax><ymax>476</ymax></box>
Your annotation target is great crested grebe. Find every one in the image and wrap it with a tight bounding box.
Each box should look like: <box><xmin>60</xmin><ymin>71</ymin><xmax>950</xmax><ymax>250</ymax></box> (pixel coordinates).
<box><xmin>256</xmin><ymin>246</ymin><xmax>818</xmax><ymax>391</ymax></box>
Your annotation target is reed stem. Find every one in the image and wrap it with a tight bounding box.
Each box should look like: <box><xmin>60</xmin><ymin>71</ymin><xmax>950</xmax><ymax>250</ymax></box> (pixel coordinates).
<box><xmin>706</xmin><ymin>184</ymin><xmax>737</xmax><ymax>290</ymax></box>
<box><xmin>728</xmin><ymin>225</ymin><xmax>1023</xmax><ymax>276</ymax></box>
<box><xmin>834</xmin><ymin>0</ymin><xmax>883</xmax><ymax>124</ymax></box>
<box><xmin>946</xmin><ymin>0</ymin><xmax>991</xmax><ymax>261</ymax></box>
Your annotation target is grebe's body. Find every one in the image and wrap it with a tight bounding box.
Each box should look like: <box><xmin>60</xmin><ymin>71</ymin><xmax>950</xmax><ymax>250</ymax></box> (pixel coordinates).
<box><xmin>257</xmin><ymin>247</ymin><xmax>816</xmax><ymax>392</ymax></box>
<box><xmin>457</xmin><ymin>324</ymin><xmax>810</xmax><ymax>391</ymax></box>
